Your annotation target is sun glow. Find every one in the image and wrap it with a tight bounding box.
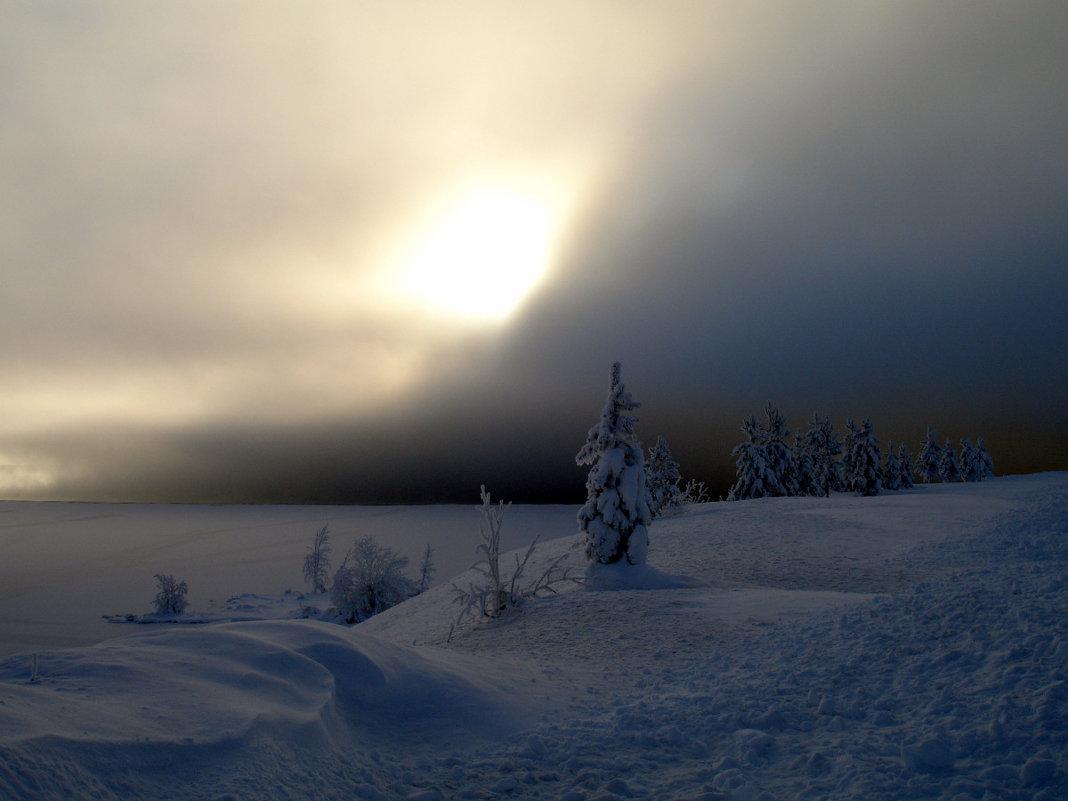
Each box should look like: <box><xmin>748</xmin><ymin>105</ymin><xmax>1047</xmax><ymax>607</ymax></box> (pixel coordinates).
<box><xmin>392</xmin><ymin>181</ymin><xmax>564</xmax><ymax>322</ymax></box>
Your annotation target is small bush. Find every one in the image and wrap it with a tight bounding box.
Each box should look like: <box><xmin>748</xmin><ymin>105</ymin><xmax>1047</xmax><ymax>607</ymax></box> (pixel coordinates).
<box><xmin>153</xmin><ymin>573</ymin><xmax>189</xmax><ymax>615</ymax></box>
<box><xmin>452</xmin><ymin>486</ymin><xmax>576</xmax><ymax>629</ymax></box>
<box><xmin>331</xmin><ymin>536</ymin><xmax>415</xmax><ymax>624</ymax></box>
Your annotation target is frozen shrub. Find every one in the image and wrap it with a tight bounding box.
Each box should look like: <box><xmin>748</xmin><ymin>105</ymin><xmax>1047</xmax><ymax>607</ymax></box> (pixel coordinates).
<box><xmin>678</xmin><ymin>478</ymin><xmax>711</xmax><ymax>505</ymax></box>
<box><xmin>331</xmin><ymin>536</ymin><xmax>415</xmax><ymax>624</ymax></box>
<box><xmin>452</xmin><ymin>486</ymin><xmax>575</xmax><ymax>627</ymax></box>
<box><xmin>416</xmin><ymin>544</ymin><xmax>435</xmax><ymax>593</ymax></box>
<box><xmin>153</xmin><ymin>573</ymin><xmax>189</xmax><ymax>615</ymax></box>
<box><xmin>302</xmin><ymin>525</ymin><xmax>332</xmax><ymax>593</ymax></box>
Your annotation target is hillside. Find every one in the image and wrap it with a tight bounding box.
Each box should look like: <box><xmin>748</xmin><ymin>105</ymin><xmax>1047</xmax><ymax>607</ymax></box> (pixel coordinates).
<box><xmin>1</xmin><ymin>473</ymin><xmax>1066</xmax><ymax>800</ymax></box>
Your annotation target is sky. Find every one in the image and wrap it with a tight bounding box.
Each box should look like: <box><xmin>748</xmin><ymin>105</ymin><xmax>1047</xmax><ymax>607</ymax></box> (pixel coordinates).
<box><xmin>1</xmin><ymin>1</ymin><xmax>1066</xmax><ymax>504</ymax></box>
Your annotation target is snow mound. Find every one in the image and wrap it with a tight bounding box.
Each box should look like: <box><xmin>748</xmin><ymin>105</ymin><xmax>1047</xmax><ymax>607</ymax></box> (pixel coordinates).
<box><xmin>0</xmin><ymin>620</ymin><xmax>546</xmax><ymax>750</ymax></box>
<box><xmin>583</xmin><ymin>560</ymin><xmax>697</xmax><ymax>590</ymax></box>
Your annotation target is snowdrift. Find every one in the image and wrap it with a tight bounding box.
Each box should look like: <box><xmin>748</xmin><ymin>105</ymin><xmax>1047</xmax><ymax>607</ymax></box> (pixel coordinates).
<box><xmin>0</xmin><ymin>473</ymin><xmax>1065</xmax><ymax>800</ymax></box>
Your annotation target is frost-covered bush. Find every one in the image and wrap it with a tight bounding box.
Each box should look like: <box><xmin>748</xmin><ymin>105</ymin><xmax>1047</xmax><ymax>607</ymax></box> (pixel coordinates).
<box><xmin>575</xmin><ymin>362</ymin><xmax>651</xmax><ymax>565</ymax></box>
<box><xmin>153</xmin><ymin>573</ymin><xmax>189</xmax><ymax>615</ymax></box>
<box><xmin>302</xmin><ymin>525</ymin><xmax>332</xmax><ymax>593</ymax></box>
<box><xmin>452</xmin><ymin>486</ymin><xmax>574</xmax><ymax>626</ymax></box>
<box><xmin>416</xmin><ymin>544</ymin><xmax>435</xmax><ymax>593</ymax></box>
<box><xmin>678</xmin><ymin>478</ymin><xmax>711</xmax><ymax>505</ymax></box>
<box><xmin>331</xmin><ymin>536</ymin><xmax>415</xmax><ymax>624</ymax></box>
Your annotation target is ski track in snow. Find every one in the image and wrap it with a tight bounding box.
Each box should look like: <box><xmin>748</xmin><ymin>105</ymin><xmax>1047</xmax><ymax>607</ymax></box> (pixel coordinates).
<box><xmin>0</xmin><ymin>474</ymin><xmax>1066</xmax><ymax>800</ymax></box>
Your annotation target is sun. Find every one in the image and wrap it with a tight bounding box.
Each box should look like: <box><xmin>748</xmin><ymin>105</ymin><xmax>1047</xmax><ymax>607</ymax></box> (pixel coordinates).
<box><xmin>392</xmin><ymin>181</ymin><xmax>563</xmax><ymax>322</ymax></box>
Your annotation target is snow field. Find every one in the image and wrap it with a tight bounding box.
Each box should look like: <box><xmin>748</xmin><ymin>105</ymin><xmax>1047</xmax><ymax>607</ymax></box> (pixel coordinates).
<box><xmin>0</xmin><ymin>473</ymin><xmax>1065</xmax><ymax>800</ymax></box>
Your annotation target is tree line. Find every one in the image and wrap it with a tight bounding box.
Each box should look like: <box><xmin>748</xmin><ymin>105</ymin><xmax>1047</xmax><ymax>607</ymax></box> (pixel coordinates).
<box><xmin>727</xmin><ymin>403</ymin><xmax>994</xmax><ymax>501</ymax></box>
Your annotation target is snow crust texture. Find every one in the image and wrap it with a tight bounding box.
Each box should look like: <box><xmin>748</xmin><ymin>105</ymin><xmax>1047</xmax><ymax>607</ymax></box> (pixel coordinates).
<box><xmin>1</xmin><ymin>473</ymin><xmax>1066</xmax><ymax>800</ymax></box>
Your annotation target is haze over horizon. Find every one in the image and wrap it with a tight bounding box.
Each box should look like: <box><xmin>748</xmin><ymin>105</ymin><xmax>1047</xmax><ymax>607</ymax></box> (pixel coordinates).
<box><xmin>2</xmin><ymin>2</ymin><xmax>1066</xmax><ymax>504</ymax></box>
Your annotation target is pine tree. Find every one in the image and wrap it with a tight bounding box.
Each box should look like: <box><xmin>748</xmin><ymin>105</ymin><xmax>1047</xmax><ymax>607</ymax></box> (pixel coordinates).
<box><xmin>959</xmin><ymin>439</ymin><xmax>983</xmax><ymax>482</ymax></box>
<box><xmin>728</xmin><ymin>414</ymin><xmax>768</xmax><ymax>501</ymax></box>
<box><xmin>916</xmin><ymin>425</ymin><xmax>943</xmax><ymax>483</ymax></box>
<box><xmin>575</xmin><ymin>362</ymin><xmax>651</xmax><ymax>565</ymax></box>
<box><xmin>845</xmin><ymin>418</ymin><xmax>881</xmax><ymax>496</ymax></box>
<box><xmin>761</xmin><ymin>402</ymin><xmax>800</xmax><ymax>497</ymax></box>
<box><xmin>938</xmin><ymin>437</ymin><xmax>961</xmax><ymax>483</ymax></box>
<box><xmin>883</xmin><ymin>439</ymin><xmax>904</xmax><ymax>491</ymax></box>
<box><xmin>896</xmin><ymin>442</ymin><xmax>915</xmax><ymax>489</ymax></box>
<box><xmin>645</xmin><ymin>435</ymin><xmax>682</xmax><ymax>519</ymax></box>
<box><xmin>801</xmin><ymin>413</ymin><xmax>842</xmax><ymax>497</ymax></box>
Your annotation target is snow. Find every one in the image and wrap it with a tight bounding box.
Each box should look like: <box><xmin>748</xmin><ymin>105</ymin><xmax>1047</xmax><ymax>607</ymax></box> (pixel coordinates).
<box><xmin>2</xmin><ymin>472</ymin><xmax>1067</xmax><ymax>800</ymax></box>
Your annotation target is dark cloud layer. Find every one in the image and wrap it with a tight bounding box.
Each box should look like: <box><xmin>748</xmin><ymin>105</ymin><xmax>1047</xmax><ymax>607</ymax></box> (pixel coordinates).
<box><xmin>2</xmin><ymin>3</ymin><xmax>1066</xmax><ymax>503</ymax></box>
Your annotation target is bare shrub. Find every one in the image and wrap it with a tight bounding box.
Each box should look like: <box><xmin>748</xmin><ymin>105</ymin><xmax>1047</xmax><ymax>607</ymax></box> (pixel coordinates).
<box><xmin>153</xmin><ymin>573</ymin><xmax>189</xmax><ymax>615</ymax></box>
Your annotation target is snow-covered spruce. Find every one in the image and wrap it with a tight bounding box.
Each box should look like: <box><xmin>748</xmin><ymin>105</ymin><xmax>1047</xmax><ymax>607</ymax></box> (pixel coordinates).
<box><xmin>940</xmin><ymin>437</ymin><xmax>962</xmax><ymax>483</ymax></box>
<box><xmin>646</xmin><ymin>435</ymin><xmax>683</xmax><ymax>518</ymax></box>
<box><xmin>729</xmin><ymin>403</ymin><xmax>799</xmax><ymax>501</ymax></box>
<box><xmin>843</xmin><ymin>417</ymin><xmax>882</xmax><ymax>496</ymax></box>
<box><xmin>801</xmin><ymin>412</ymin><xmax>843</xmax><ymax>497</ymax></box>
<box><xmin>575</xmin><ymin>362</ymin><xmax>651</xmax><ymax>565</ymax></box>
<box><xmin>917</xmin><ymin>424</ymin><xmax>943</xmax><ymax>483</ymax></box>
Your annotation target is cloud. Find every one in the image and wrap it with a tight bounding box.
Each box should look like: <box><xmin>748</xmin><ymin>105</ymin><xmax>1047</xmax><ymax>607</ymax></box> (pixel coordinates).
<box><xmin>1</xmin><ymin>2</ymin><xmax>1065</xmax><ymax>501</ymax></box>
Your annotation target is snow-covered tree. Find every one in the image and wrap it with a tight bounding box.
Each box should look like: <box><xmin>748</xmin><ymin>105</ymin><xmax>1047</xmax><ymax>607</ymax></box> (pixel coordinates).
<box><xmin>959</xmin><ymin>439</ymin><xmax>984</xmax><ymax>482</ymax></box>
<box><xmin>331</xmin><ymin>536</ymin><xmax>415</xmax><ymax>624</ymax></box>
<box><xmin>575</xmin><ymin>362</ymin><xmax>651</xmax><ymax>565</ymax></box>
<box><xmin>761</xmin><ymin>403</ymin><xmax>799</xmax><ymax>497</ymax></box>
<box><xmin>302</xmin><ymin>525</ymin><xmax>331</xmax><ymax>593</ymax></box>
<box><xmin>153</xmin><ymin>573</ymin><xmax>188</xmax><ymax>615</ymax></box>
<box><xmin>938</xmin><ymin>437</ymin><xmax>961</xmax><ymax>483</ymax></box>
<box><xmin>883</xmin><ymin>439</ymin><xmax>904</xmax><ymax>491</ymax></box>
<box><xmin>645</xmin><ymin>435</ymin><xmax>682</xmax><ymax>518</ymax></box>
<box><xmin>793</xmin><ymin>431</ymin><xmax>817</xmax><ymax>497</ymax></box>
<box><xmin>728</xmin><ymin>414</ymin><xmax>767</xmax><ymax>501</ymax></box>
<box><xmin>896</xmin><ymin>442</ymin><xmax>915</xmax><ymax>489</ymax></box>
<box><xmin>728</xmin><ymin>403</ymin><xmax>799</xmax><ymax>500</ymax></box>
<box><xmin>844</xmin><ymin>418</ymin><xmax>881</xmax><ymax>496</ymax></box>
<box><xmin>800</xmin><ymin>413</ymin><xmax>842</xmax><ymax>497</ymax></box>
<box><xmin>977</xmin><ymin>437</ymin><xmax>994</xmax><ymax>480</ymax></box>
<box><xmin>916</xmin><ymin>425</ymin><xmax>942</xmax><ymax>483</ymax></box>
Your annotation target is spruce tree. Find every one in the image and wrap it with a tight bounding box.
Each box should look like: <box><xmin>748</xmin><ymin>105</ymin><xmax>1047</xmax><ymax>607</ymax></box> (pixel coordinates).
<box><xmin>802</xmin><ymin>413</ymin><xmax>842</xmax><ymax>497</ymax></box>
<box><xmin>916</xmin><ymin>425</ymin><xmax>943</xmax><ymax>483</ymax></box>
<box><xmin>645</xmin><ymin>435</ymin><xmax>682</xmax><ymax>519</ymax></box>
<box><xmin>575</xmin><ymin>362</ymin><xmax>651</xmax><ymax>565</ymax></box>
<box><xmin>896</xmin><ymin>442</ymin><xmax>915</xmax><ymax>489</ymax></box>
<box><xmin>960</xmin><ymin>439</ymin><xmax>985</xmax><ymax>482</ymax></box>
<box><xmin>845</xmin><ymin>418</ymin><xmax>882</xmax><ymax>496</ymax></box>
<box><xmin>883</xmin><ymin>439</ymin><xmax>904</xmax><ymax>491</ymax></box>
<box><xmin>761</xmin><ymin>402</ymin><xmax>800</xmax><ymax>497</ymax></box>
<box><xmin>728</xmin><ymin>414</ymin><xmax>768</xmax><ymax>501</ymax></box>
<box><xmin>938</xmin><ymin>437</ymin><xmax>961</xmax><ymax>483</ymax></box>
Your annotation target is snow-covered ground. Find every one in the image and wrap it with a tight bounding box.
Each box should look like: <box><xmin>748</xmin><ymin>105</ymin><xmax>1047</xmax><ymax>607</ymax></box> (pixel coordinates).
<box><xmin>1</xmin><ymin>473</ymin><xmax>1066</xmax><ymax>800</ymax></box>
